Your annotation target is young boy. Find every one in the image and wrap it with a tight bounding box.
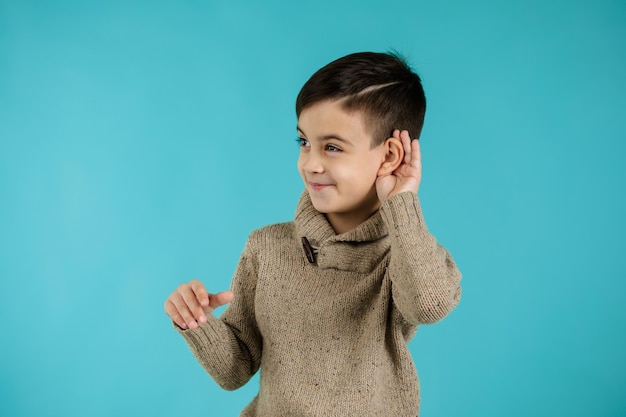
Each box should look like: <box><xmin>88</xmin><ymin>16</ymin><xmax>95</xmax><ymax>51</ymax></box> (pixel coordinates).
<box><xmin>164</xmin><ymin>51</ymin><xmax>462</xmax><ymax>416</ymax></box>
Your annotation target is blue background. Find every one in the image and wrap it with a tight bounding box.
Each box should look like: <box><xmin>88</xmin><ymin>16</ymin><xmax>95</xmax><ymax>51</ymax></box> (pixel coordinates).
<box><xmin>1</xmin><ymin>1</ymin><xmax>625</xmax><ymax>416</ymax></box>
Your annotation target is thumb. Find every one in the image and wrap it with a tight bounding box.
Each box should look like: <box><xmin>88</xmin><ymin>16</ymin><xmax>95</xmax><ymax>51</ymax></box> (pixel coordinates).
<box><xmin>207</xmin><ymin>290</ymin><xmax>234</xmax><ymax>310</ymax></box>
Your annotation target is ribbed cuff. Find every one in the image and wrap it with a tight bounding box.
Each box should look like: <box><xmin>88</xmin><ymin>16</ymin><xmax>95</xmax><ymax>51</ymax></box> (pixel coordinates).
<box><xmin>379</xmin><ymin>192</ymin><xmax>426</xmax><ymax>230</ymax></box>
<box><xmin>175</xmin><ymin>315</ymin><xmax>224</xmax><ymax>351</ymax></box>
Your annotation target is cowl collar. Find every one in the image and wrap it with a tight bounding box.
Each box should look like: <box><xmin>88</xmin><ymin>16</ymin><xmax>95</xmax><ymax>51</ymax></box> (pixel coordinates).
<box><xmin>293</xmin><ymin>190</ymin><xmax>390</xmax><ymax>271</ymax></box>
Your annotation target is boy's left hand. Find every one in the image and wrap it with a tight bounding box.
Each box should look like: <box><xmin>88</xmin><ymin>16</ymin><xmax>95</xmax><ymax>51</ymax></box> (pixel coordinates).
<box><xmin>376</xmin><ymin>129</ymin><xmax>422</xmax><ymax>202</ymax></box>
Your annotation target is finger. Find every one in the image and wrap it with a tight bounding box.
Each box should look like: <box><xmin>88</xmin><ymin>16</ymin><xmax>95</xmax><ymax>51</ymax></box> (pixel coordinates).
<box><xmin>400</xmin><ymin>130</ymin><xmax>412</xmax><ymax>164</ymax></box>
<box><xmin>178</xmin><ymin>284</ymin><xmax>207</xmax><ymax>326</ymax></box>
<box><xmin>208</xmin><ymin>290</ymin><xmax>235</xmax><ymax>310</ymax></box>
<box><xmin>170</xmin><ymin>291</ymin><xmax>201</xmax><ymax>329</ymax></box>
<box><xmin>166</xmin><ymin>292</ymin><xmax>201</xmax><ymax>329</ymax></box>
<box><xmin>411</xmin><ymin>135</ymin><xmax>422</xmax><ymax>166</ymax></box>
<box><xmin>164</xmin><ymin>299</ymin><xmax>188</xmax><ymax>330</ymax></box>
<box><xmin>190</xmin><ymin>279</ymin><xmax>210</xmax><ymax>307</ymax></box>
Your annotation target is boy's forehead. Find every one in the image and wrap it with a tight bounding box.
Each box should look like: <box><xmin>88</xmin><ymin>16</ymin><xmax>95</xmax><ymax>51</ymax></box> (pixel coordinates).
<box><xmin>297</xmin><ymin>100</ymin><xmax>373</xmax><ymax>139</ymax></box>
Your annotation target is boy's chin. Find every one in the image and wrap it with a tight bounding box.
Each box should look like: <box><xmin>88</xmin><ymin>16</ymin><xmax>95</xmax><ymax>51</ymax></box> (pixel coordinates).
<box><xmin>310</xmin><ymin>201</ymin><xmax>328</xmax><ymax>214</ymax></box>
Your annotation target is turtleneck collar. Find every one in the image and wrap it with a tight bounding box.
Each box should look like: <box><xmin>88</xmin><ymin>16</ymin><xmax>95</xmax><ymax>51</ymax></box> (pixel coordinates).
<box><xmin>293</xmin><ymin>190</ymin><xmax>390</xmax><ymax>271</ymax></box>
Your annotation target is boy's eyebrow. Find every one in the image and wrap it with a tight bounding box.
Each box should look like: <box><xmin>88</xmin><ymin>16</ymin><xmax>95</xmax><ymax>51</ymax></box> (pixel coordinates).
<box><xmin>296</xmin><ymin>126</ymin><xmax>353</xmax><ymax>145</ymax></box>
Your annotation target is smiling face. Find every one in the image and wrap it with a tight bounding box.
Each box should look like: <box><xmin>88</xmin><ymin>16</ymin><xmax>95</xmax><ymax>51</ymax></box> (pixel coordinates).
<box><xmin>297</xmin><ymin>100</ymin><xmax>388</xmax><ymax>234</ymax></box>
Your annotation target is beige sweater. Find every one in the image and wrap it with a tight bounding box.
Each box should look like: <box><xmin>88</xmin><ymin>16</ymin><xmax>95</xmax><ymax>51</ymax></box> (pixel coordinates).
<box><xmin>178</xmin><ymin>191</ymin><xmax>462</xmax><ymax>416</ymax></box>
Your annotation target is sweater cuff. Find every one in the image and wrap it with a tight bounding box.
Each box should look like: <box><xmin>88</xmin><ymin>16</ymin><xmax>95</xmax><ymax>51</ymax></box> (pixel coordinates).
<box><xmin>379</xmin><ymin>192</ymin><xmax>426</xmax><ymax>230</ymax></box>
<box><xmin>175</xmin><ymin>315</ymin><xmax>225</xmax><ymax>352</ymax></box>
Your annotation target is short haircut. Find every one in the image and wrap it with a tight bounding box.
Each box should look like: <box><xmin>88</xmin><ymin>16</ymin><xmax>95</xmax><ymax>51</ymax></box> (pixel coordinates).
<box><xmin>296</xmin><ymin>51</ymin><xmax>427</xmax><ymax>147</ymax></box>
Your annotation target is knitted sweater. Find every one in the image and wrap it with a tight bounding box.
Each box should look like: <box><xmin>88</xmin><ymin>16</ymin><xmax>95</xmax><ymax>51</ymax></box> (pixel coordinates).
<box><xmin>178</xmin><ymin>191</ymin><xmax>462</xmax><ymax>416</ymax></box>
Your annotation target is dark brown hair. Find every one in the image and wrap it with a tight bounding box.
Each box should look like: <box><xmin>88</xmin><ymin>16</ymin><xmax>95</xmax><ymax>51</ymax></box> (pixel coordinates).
<box><xmin>296</xmin><ymin>51</ymin><xmax>426</xmax><ymax>146</ymax></box>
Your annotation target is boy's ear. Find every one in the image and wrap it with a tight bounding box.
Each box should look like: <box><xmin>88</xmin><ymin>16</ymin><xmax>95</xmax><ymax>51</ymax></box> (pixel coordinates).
<box><xmin>377</xmin><ymin>137</ymin><xmax>404</xmax><ymax>176</ymax></box>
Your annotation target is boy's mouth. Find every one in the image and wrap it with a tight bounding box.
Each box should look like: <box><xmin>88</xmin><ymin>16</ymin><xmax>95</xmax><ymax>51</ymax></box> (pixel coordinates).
<box><xmin>309</xmin><ymin>182</ymin><xmax>332</xmax><ymax>191</ymax></box>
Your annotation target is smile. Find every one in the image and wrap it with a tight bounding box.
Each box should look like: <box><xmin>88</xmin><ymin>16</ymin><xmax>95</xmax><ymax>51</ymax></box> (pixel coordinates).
<box><xmin>309</xmin><ymin>182</ymin><xmax>332</xmax><ymax>191</ymax></box>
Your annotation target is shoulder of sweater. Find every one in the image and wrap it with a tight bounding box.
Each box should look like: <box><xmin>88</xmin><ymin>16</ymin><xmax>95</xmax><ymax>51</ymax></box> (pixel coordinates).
<box><xmin>247</xmin><ymin>221</ymin><xmax>296</xmax><ymax>244</ymax></box>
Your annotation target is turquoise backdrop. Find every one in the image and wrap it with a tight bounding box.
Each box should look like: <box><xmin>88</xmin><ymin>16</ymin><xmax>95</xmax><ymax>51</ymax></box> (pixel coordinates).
<box><xmin>1</xmin><ymin>1</ymin><xmax>625</xmax><ymax>416</ymax></box>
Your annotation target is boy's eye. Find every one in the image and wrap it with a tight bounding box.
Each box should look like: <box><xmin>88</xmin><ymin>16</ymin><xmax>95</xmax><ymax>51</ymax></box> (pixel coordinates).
<box><xmin>326</xmin><ymin>144</ymin><xmax>342</xmax><ymax>152</ymax></box>
<box><xmin>296</xmin><ymin>137</ymin><xmax>310</xmax><ymax>147</ymax></box>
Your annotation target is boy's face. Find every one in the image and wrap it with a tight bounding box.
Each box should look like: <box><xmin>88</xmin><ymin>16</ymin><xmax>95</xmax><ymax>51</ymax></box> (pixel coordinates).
<box><xmin>297</xmin><ymin>100</ymin><xmax>387</xmax><ymax>233</ymax></box>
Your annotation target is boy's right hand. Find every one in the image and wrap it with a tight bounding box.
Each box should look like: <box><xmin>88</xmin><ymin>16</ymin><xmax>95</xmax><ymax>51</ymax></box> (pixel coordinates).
<box><xmin>164</xmin><ymin>279</ymin><xmax>234</xmax><ymax>330</ymax></box>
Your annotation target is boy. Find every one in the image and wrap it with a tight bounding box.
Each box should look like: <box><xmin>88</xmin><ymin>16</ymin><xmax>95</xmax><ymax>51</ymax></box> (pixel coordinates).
<box><xmin>164</xmin><ymin>51</ymin><xmax>462</xmax><ymax>416</ymax></box>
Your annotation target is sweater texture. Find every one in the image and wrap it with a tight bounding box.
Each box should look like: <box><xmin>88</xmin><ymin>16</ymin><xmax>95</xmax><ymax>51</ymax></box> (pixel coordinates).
<box><xmin>178</xmin><ymin>191</ymin><xmax>462</xmax><ymax>416</ymax></box>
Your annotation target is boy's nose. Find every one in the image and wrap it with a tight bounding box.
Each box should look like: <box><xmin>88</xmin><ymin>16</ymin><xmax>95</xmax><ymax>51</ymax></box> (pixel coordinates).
<box><xmin>301</xmin><ymin>152</ymin><xmax>324</xmax><ymax>173</ymax></box>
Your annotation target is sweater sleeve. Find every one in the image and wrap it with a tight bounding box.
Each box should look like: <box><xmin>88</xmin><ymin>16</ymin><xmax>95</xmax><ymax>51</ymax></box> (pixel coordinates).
<box><xmin>176</xmin><ymin>237</ymin><xmax>262</xmax><ymax>390</ymax></box>
<box><xmin>379</xmin><ymin>192</ymin><xmax>462</xmax><ymax>325</ymax></box>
